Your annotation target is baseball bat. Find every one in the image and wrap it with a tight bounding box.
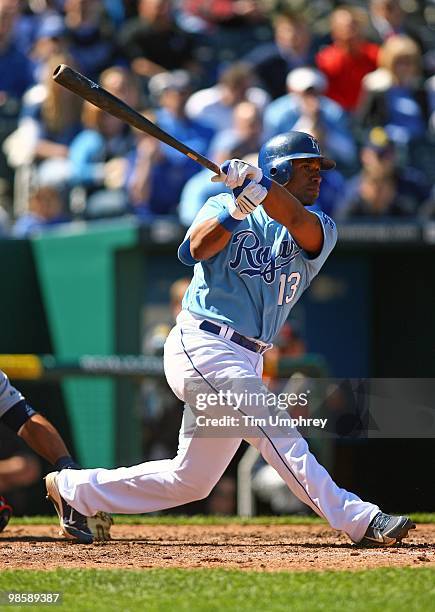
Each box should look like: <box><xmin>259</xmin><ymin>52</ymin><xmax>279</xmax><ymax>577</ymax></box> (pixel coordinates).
<box><xmin>52</xmin><ymin>64</ymin><xmax>221</xmax><ymax>175</ymax></box>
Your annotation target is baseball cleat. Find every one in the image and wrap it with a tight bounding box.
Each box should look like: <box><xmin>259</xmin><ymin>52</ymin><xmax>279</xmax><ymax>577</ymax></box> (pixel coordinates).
<box><xmin>45</xmin><ymin>471</ymin><xmax>94</xmax><ymax>544</ymax></box>
<box><xmin>359</xmin><ymin>512</ymin><xmax>416</xmax><ymax>547</ymax></box>
<box><xmin>0</xmin><ymin>496</ymin><xmax>13</xmax><ymax>533</ymax></box>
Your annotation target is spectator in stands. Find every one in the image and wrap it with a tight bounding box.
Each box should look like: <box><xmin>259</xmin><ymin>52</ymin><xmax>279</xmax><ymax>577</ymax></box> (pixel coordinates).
<box><xmin>68</xmin><ymin>69</ymin><xmax>136</xmax><ymax>218</ymax></box>
<box><xmin>64</xmin><ymin>0</ymin><xmax>118</xmax><ymax>81</ymax></box>
<box><xmin>130</xmin><ymin>70</ymin><xmax>214</xmax><ymax>214</ymax></box>
<box><xmin>180</xmin><ymin>0</ymin><xmax>268</xmax><ymax>31</ymax></box>
<box><xmin>124</xmin><ymin>109</ymin><xmax>175</xmax><ymax>219</ymax></box>
<box><xmin>358</xmin><ymin>35</ymin><xmax>433</xmax><ymax>147</ymax></box>
<box><xmin>180</xmin><ymin>100</ymin><xmax>263</xmax><ymax>226</ymax></box>
<box><xmin>12</xmin><ymin>1</ymin><xmax>67</xmax><ymax>56</ymax></box>
<box><xmin>0</xmin><ymin>0</ymin><xmax>35</xmax><ymax>207</ymax></box>
<box><xmin>244</xmin><ymin>10</ymin><xmax>319</xmax><ymax>100</ymax></box>
<box><xmin>337</xmin><ymin>126</ymin><xmax>430</xmax><ymax>218</ymax></box>
<box><xmin>126</xmin><ymin>71</ymin><xmax>213</xmax><ymax>219</ymax></box>
<box><xmin>208</xmin><ymin>100</ymin><xmax>263</xmax><ymax>163</ymax></box>
<box><xmin>102</xmin><ymin>0</ymin><xmax>126</xmax><ymax>28</ymax></box>
<box><xmin>316</xmin><ymin>6</ymin><xmax>379</xmax><ymax>112</ymax></box>
<box><xmin>118</xmin><ymin>0</ymin><xmax>199</xmax><ymax>81</ymax></box>
<box><xmin>365</xmin><ymin>0</ymin><xmax>426</xmax><ymax>53</ymax></box>
<box><xmin>185</xmin><ymin>61</ymin><xmax>269</xmax><ymax>131</ymax></box>
<box><xmin>30</xmin><ymin>13</ymin><xmax>68</xmax><ymax>83</ymax></box>
<box><xmin>14</xmin><ymin>53</ymin><xmax>83</xmax><ymax>190</ymax></box>
<box><xmin>12</xmin><ymin>185</ymin><xmax>69</xmax><ymax>237</ymax></box>
<box><xmin>9</xmin><ymin>0</ymin><xmax>37</xmax><ymax>55</ymax></box>
<box><xmin>0</xmin><ymin>0</ymin><xmax>34</xmax><ymax>100</ymax></box>
<box><xmin>342</xmin><ymin>170</ymin><xmax>415</xmax><ymax>217</ymax></box>
<box><xmin>179</xmin><ymin>0</ymin><xmax>272</xmax><ymax>62</ymax></box>
<box><xmin>84</xmin><ymin>66</ymin><xmax>139</xmax><ymax>217</ymax></box>
<box><xmin>100</xmin><ymin>64</ymin><xmax>140</xmax><ymax>110</ymax></box>
<box><xmin>263</xmin><ymin>67</ymin><xmax>357</xmax><ymax>174</ymax></box>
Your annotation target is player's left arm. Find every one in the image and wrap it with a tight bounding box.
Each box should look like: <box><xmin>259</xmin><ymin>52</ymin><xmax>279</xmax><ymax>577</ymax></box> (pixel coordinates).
<box><xmin>213</xmin><ymin>158</ymin><xmax>324</xmax><ymax>255</ymax></box>
<box><xmin>262</xmin><ymin>182</ymin><xmax>324</xmax><ymax>256</ymax></box>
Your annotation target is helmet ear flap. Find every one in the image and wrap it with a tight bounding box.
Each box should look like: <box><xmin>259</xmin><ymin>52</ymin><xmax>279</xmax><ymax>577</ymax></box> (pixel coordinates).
<box><xmin>269</xmin><ymin>159</ymin><xmax>292</xmax><ymax>185</ymax></box>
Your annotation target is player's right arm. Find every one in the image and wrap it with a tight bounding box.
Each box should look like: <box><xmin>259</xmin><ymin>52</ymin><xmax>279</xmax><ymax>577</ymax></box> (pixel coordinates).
<box><xmin>179</xmin><ymin>166</ymin><xmax>270</xmax><ymax>264</ymax></box>
<box><xmin>178</xmin><ymin>198</ymin><xmax>232</xmax><ymax>265</ymax></box>
<box><xmin>187</xmin><ymin>178</ymin><xmax>268</xmax><ymax>261</ymax></box>
<box><xmin>189</xmin><ymin>218</ymin><xmax>232</xmax><ymax>260</ymax></box>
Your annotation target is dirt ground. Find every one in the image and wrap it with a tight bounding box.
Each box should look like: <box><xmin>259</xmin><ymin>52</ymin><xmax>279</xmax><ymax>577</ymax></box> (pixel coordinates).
<box><xmin>1</xmin><ymin>524</ymin><xmax>434</xmax><ymax>572</ymax></box>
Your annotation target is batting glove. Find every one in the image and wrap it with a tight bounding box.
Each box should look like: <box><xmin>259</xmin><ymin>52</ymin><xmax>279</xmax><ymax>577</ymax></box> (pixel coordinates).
<box><xmin>229</xmin><ymin>180</ymin><xmax>269</xmax><ymax>219</ymax></box>
<box><xmin>211</xmin><ymin>159</ymin><xmax>263</xmax><ymax>189</ymax></box>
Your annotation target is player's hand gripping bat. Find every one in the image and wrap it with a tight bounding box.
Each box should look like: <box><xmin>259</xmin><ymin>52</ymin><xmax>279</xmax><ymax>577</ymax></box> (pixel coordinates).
<box><xmin>52</xmin><ymin>64</ymin><xmax>221</xmax><ymax>176</ymax></box>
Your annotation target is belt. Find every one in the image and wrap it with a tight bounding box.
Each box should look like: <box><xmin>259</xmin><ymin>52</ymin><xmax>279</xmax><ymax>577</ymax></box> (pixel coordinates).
<box><xmin>199</xmin><ymin>320</ymin><xmax>267</xmax><ymax>354</ymax></box>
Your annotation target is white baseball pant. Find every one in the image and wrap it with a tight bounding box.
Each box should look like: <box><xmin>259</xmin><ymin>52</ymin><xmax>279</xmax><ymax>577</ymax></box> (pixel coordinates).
<box><xmin>57</xmin><ymin>311</ymin><xmax>379</xmax><ymax>542</ymax></box>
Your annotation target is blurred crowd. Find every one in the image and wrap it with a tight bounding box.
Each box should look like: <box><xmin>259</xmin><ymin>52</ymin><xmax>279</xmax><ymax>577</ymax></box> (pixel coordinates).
<box><xmin>0</xmin><ymin>0</ymin><xmax>435</xmax><ymax>237</ymax></box>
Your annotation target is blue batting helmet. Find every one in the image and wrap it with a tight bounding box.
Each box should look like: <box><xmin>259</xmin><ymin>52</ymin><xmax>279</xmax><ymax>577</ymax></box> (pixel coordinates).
<box><xmin>258</xmin><ymin>131</ymin><xmax>336</xmax><ymax>186</ymax></box>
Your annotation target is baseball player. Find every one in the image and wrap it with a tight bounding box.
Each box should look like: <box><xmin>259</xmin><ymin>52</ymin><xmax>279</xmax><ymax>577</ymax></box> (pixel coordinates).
<box><xmin>45</xmin><ymin>131</ymin><xmax>415</xmax><ymax>547</ymax></box>
<box><xmin>0</xmin><ymin>369</ymin><xmax>112</xmax><ymax>541</ymax></box>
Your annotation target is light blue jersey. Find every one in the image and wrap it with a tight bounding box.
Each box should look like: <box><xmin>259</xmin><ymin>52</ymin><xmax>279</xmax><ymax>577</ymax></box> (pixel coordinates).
<box><xmin>178</xmin><ymin>193</ymin><xmax>337</xmax><ymax>344</ymax></box>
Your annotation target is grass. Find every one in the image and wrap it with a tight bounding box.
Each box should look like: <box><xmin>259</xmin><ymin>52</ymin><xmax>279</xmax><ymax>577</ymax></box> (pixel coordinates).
<box><xmin>0</xmin><ymin>568</ymin><xmax>433</xmax><ymax>612</ymax></box>
<box><xmin>10</xmin><ymin>512</ymin><xmax>435</xmax><ymax>526</ymax></box>
<box><xmin>3</xmin><ymin>515</ymin><xmax>433</xmax><ymax>611</ymax></box>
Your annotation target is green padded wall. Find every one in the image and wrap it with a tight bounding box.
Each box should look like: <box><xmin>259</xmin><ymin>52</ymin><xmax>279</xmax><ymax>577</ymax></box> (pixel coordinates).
<box><xmin>31</xmin><ymin>219</ymin><xmax>140</xmax><ymax>467</ymax></box>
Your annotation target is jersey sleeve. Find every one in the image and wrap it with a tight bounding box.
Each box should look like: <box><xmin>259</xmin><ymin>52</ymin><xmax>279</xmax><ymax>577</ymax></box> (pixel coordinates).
<box><xmin>0</xmin><ymin>370</ymin><xmax>25</xmax><ymax>419</ymax></box>
<box><xmin>301</xmin><ymin>211</ymin><xmax>338</xmax><ymax>280</ymax></box>
<box><xmin>177</xmin><ymin>195</ymin><xmax>229</xmax><ymax>266</ymax></box>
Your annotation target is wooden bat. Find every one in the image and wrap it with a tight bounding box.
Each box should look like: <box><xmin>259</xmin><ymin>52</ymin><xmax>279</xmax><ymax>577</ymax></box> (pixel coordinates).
<box><xmin>52</xmin><ymin>64</ymin><xmax>221</xmax><ymax>175</ymax></box>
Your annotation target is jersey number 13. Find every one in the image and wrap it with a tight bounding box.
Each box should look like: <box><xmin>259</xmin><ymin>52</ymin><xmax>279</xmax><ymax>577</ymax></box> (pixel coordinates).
<box><xmin>277</xmin><ymin>272</ymin><xmax>301</xmax><ymax>306</ymax></box>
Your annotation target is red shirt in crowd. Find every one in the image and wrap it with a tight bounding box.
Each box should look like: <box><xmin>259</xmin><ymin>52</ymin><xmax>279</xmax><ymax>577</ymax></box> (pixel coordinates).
<box><xmin>316</xmin><ymin>42</ymin><xmax>379</xmax><ymax>111</ymax></box>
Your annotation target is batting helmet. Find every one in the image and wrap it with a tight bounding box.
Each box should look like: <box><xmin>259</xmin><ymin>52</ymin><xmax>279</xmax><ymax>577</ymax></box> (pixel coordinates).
<box><xmin>258</xmin><ymin>131</ymin><xmax>336</xmax><ymax>186</ymax></box>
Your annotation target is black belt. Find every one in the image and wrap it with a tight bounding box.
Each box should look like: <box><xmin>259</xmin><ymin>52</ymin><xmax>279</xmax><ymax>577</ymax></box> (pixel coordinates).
<box><xmin>199</xmin><ymin>320</ymin><xmax>266</xmax><ymax>354</ymax></box>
